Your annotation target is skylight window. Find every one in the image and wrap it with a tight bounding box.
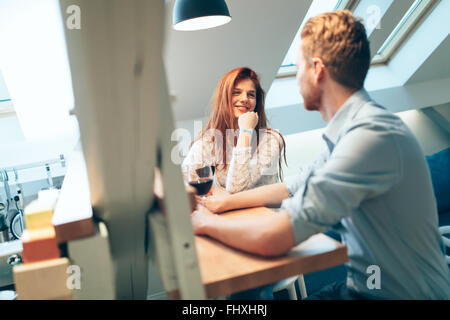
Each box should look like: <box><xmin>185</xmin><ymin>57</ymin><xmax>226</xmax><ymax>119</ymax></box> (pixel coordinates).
<box><xmin>277</xmin><ymin>0</ymin><xmax>440</xmax><ymax>74</ymax></box>
<box><xmin>0</xmin><ymin>0</ymin><xmax>76</xmax><ymax>141</ymax></box>
<box><xmin>371</xmin><ymin>0</ymin><xmax>439</xmax><ymax>65</ymax></box>
<box><xmin>277</xmin><ymin>0</ymin><xmax>357</xmax><ymax>77</ymax></box>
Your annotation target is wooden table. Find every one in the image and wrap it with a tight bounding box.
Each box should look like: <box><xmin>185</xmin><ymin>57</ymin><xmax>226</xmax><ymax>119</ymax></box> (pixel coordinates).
<box><xmin>54</xmin><ymin>163</ymin><xmax>348</xmax><ymax>299</ymax></box>
<box><xmin>195</xmin><ymin>206</ymin><xmax>348</xmax><ymax>298</ymax></box>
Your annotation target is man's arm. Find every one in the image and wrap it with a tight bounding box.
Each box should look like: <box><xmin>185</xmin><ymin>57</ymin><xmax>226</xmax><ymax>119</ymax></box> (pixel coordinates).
<box><xmin>201</xmin><ymin>182</ymin><xmax>290</xmax><ymax>213</ymax></box>
<box><xmin>283</xmin><ymin>124</ymin><xmax>401</xmax><ymax>245</ymax></box>
<box><xmin>191</xmin><ymin>205</ymin><xmax>295</xmax><ymax>257</ymax></box>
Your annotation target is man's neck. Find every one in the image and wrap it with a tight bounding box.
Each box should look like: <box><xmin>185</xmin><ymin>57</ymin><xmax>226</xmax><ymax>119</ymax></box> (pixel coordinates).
<box><xmin>320</xmin><ymin>84</ymin><xmax>357</xmax><ymax>122</ymax></box>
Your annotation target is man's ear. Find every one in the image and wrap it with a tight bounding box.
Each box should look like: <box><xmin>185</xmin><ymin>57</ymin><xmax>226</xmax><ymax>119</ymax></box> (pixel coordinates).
<box><xmin>312</xmin><ymin>57</ymin><xmax>325</xmax><ymax>84</ymax></box>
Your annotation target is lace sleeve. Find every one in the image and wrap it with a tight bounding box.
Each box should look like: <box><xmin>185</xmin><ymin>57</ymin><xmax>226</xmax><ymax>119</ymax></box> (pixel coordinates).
<box><xmin>181</xmin><ymin>138</ymin><xmax>215</xmax><ymax>181</ymax></box>
<box><xmin>226</xmin><ymin>131</ymin><xmax>281</xmax><ymax>193</ymax></box>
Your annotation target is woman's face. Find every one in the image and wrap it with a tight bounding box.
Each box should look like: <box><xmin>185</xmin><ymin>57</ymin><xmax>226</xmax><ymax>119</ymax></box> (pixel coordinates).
<box><xmin>231</xmin><ymin>78</ymin><xmax>257</xmax><ymax>119</ymax></box>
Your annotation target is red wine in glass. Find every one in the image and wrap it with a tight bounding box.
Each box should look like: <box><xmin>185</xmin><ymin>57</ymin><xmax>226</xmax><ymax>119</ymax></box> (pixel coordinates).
<box><xmin>188</xmin><ymin>165</ymin><xmax>213</xmax><ymax>199</ymax></box>
<box><xmin>189</xmin><ymin>178</ymin><xmax>213</xmax><ymax>196</ymax></box>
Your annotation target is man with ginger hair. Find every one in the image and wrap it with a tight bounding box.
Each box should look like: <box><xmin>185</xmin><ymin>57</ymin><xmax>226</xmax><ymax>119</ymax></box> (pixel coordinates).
<box><xmin>192</xmin><ymin>10</ymin><xmax>450</xmax><ymax>299</ymax></box>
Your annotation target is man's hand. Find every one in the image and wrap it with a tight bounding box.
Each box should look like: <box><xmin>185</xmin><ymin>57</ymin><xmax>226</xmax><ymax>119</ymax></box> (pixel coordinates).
<box><xmin>191</xmin><ymin>205</ymin><xmax>216</xmax><ymax>235</ymax></box>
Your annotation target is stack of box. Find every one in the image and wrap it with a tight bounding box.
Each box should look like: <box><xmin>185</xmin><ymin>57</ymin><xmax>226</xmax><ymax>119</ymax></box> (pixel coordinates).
<box><xmin>13</xmin><ymin>190</ymin><xmax>72</xmax><ymax>300</ymax></box>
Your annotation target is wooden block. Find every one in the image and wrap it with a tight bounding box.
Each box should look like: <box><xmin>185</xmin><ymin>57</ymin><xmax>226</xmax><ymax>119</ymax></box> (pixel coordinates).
<box><xmin>21</xmin><ymin>227</ymin><xmax>60</xmax><ymax>263</ymax></box>
<box><xmin>24</xmin><ymin>200</ymin><xmax>54</xmax><ymax>230</ymax></box>
<box><xmin>37</xmin><ymin>189</ymin><xmax>60</xmax><ymax>208</ymax></box>
<box><xmin>13</xmin><ymin>258</ymin><xmax>72</xmax><ymax>300</ymax></box>
<box><xmin>54</xmin><ymin>218</ymin><xmax>95</xmax><ymax>244</ymax></box>
<box><xmin>52</xmin><ymin>153</ymin><xmax>95</xmax><ymax>243</ymax></box>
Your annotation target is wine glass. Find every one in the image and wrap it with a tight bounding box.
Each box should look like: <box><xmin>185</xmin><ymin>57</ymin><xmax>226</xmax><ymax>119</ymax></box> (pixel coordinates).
<box><xmin>187</xmin><ymin>164</ymin><xmax>214</xmax><ymax>200</ymax></box>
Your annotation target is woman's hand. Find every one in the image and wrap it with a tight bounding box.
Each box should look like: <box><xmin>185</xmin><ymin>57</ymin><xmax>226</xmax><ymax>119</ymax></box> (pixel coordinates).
<box><xmin>197</xmin><ymin>193</ymin><xmax>229</xmax><ymax>213</ymax></box>
<box><xmin>238</xmin><ymin>112</ymin><xmax>258</xmax><ymax>130</ymax></box>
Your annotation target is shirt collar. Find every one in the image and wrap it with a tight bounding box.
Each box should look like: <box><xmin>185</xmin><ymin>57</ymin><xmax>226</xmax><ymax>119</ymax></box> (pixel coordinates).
<box><xmin>322</xmin><ymin>89</ymin><xmax>371</xmax><ymax>149</ymax></box>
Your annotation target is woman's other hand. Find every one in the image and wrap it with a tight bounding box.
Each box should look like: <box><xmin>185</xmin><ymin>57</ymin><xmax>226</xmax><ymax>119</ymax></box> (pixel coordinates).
<box><xmin>238</xmin><ymin>111</ymin><xmax>258</xmax><ymax>130</ymax></box>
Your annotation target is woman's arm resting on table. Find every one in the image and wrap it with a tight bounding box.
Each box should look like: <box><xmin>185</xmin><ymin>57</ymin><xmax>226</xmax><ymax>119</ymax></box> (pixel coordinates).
<box><xmin>201</xmin><ymin>182</ymin><xmax>290</xmax><ymax>213</ymax></box>
<box><xmin>191</xmin><ymin>205</ymin><xmax>295</xmax><ymax>257</ymax></box>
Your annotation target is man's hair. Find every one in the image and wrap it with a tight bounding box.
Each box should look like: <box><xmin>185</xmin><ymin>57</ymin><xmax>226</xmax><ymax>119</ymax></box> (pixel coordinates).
<box><xmin>301</xmin><ymin>10</ymin><xmax>371</xmax><ymax>90</ymax></box>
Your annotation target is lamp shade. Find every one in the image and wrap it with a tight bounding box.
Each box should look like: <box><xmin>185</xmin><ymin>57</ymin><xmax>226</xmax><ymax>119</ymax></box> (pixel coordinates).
<box><xmin>173</xmin><ymin>0</ymin><xmax>231</xmax><ymax>31</ymax></box>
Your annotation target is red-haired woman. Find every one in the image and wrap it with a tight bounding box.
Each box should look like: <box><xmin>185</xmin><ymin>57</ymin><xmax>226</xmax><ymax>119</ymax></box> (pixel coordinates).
<box><xmin>182</xmin><ymin>67</ymin><xmax>286</xmax><ymax>194</ymax></box>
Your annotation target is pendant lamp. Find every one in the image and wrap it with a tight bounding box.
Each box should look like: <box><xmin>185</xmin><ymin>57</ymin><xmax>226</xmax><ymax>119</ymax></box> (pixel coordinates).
<box><xmin>173</xmin><ymin>0</ymin><xmax>231</xmax><ymax>31</ymax></box>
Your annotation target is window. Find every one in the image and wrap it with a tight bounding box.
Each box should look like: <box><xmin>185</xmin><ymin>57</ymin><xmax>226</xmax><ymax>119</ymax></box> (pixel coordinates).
<box><xmin>371</xmin><ymin>0</ymin><xmax>440</xmax><ymax>65</ymax></box>
<box><xmin>276</xmin><ymin>0</ymin><xmax>439</xmax><ymax>73</ymax></box>
<box><xmin>0</xmin><ymin>0</ymin><xmax>76</xmax><ymax>141</ymax></box>
<box><xmin>277</xmin><ymin>0</ymin><xmax>359</xmax><ymax>78</ymax></box>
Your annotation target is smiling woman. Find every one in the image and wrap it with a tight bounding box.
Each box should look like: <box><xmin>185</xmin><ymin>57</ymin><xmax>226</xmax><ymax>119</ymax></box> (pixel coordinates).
<box><xmin>182</xmin><ymin>67</ymin><xmax>287</xmax><ymax>194</ymax></box>
<box><xmin>232</xmin><ymin>78</ymin><xmax>257</xmax><ymax>118</ymax></box>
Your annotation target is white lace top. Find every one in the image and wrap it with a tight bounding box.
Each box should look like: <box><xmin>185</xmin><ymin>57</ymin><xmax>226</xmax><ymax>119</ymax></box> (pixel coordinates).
<box><xmin>182</xmin><ymin>130</ymin><xmax>282</xmax><ymax>194</ymax></box>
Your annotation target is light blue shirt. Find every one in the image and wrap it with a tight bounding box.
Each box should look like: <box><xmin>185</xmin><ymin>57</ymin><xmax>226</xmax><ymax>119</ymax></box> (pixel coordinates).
<box><xmin>281</xmin><ymin>89</ymin><xmax>450</xmax><ymax>299</ymax></box>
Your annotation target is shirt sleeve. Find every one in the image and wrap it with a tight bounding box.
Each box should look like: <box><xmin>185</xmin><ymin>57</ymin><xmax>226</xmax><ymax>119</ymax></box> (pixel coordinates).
<box><xmin>225</xmin><ymin>131</ymin><xmax>281</xmax><ymax>193</ymax></box>
<box><xmin>282</xmin><ymin>125</ymin><xmax>402</xmax><ymax>245</ymax></box>
<box><xmin>181</xmin><ymin>139</ymin><xmax>214</xmax><ymax>182</ymax></box>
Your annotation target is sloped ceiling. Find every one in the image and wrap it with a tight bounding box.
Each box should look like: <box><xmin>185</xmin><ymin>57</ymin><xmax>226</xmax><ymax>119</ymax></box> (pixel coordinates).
<box><xmin>164</xmin><ymin>0</ymin><xmax>312</xmax><ymax>122</ymax></box>
<box><xmin>406</xmin><ymin>34</ymin><xmax>450</xmax><ymax>85</ymax></box>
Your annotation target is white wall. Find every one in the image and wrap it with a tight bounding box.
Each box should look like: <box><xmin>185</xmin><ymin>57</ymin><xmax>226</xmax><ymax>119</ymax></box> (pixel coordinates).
<box><xmin>435</xmin><ymin>103</ymin><xmax>450</xmax><ymax>119</ymax></box>
<box><xmin>281</xmin><ymin>128</ymin><xmax>326</xmax><ymax>178</ymax></box>
<box><xmin>0</xmin><ymin>114</ymin><xmax>77</xmax><ymax>172</ymax></box>
<box><xmin>0</xmin><ymin>113</ymin><xmax>24</xmax><ymax>142</ymax></box>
